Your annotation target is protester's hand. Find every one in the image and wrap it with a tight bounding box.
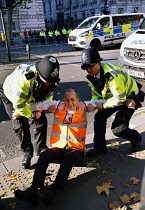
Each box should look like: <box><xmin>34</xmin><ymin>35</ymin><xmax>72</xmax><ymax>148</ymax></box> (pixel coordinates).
<box><xmin>12</xmin><ymin>110</ymin><xmax>22</xmax><ymax>119</ymax></box>
<box><xmin>95</xmin><ymin>103</ymin><xmax>103</xmax><ymax>111</ymax></box>
<box><xmin>124</xmin><ymin>99</ymin><xmax>136</xmax><ymax>109</ymax></box>
<box><xmin>48</xmin><ymin>105</ymin><xmax>56</xmax><ymax>112</ymax></box>
<box><xmin>87</xmin><ymin>104</ymin><xmax>96</xmax><ymax>112</ymax></box>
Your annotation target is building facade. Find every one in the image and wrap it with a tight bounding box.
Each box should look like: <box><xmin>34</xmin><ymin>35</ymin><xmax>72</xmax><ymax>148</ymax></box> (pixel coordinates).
<box><xmin>0</xmin><ymin>0</ymin><xmax>45</xmax><ymax>37</ymax></box>
<box><xmin>0</xmin><ymin>0</ymin><xmax>145</xmax><ymax>39</ymax></box>
<box><xmin>43</xmin><ymin>0</ymin><xmax>145</xmax><ymax>30</ymax></box>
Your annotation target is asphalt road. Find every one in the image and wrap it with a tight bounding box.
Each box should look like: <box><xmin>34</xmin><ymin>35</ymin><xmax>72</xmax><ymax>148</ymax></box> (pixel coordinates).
<box><xmin>0</xmin><ymin>44</ymin><xmax>145</xmax><ymax>164</ymax></box>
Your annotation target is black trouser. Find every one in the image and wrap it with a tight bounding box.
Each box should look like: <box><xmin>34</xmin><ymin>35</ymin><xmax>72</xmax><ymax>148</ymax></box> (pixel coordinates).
<box><xmin>2</xmin><ymin>100</ymin><xmax>47</xmax><ymax>157</ymax></box>
<box><xmin>32</xmin><ymin>148</ymin><xmax>84</xmax><ymax>190</ymax></box>
<box><xmin>93</xmin><ymin>105</ymin><xmax>141</xmax><ymax>152</ymax></box>
<box><xmin>49</xmin><ymin>36</ymin><xmax>53</xmax><ymax>44</ymax></box>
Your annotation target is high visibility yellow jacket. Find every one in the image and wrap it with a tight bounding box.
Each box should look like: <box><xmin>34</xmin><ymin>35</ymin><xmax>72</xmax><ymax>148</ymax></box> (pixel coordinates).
<box><xmin>3</xmin><ymin>64</ymin><xmax>58</xmax><ymax>118</ymax></box>
<box><xmin>55</xmin><ymin>30</ymin><xmax>60</xmax><ymax>36</ymax></box>
<box><xmin>62</xmin><ymin>29</ymin><xmax>67</xmax><ymax>35</ymax></box>
<box><xmin>48</xmin><ymin>31</ymin><xmax>53</xmax><ymax>37</ymax></box>
<box><xmin>50</xmin><ymin>101</ymin><xmax>88</xmax><ymax>151</ymax></box>
<box><xmin>40</xmin><ymin>31</ymin><xmax>45</xmax><ymax>36</ymax></box>
<box><xmin>86</xmin><ymin>63</ymin><xmax>138</xmax><ymax>109</ymax></box>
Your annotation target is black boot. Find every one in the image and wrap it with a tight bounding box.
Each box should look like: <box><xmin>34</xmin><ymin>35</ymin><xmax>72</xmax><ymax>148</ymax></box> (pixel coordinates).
<box><xmin>22</xmin><ymin>155</ymin><xmax>32</xmax><ymax>169</ymax></box>
<box><xmin>42</xmin><ymin>189</ymin><xmax>55</xmax><ymax>206</ymax></box>
<box><xmin>86</xmin><ymin>148</ymin><xmax>108</xmax><ymax>157</ymax></box>
<box><xmin>14</xmin><ymin>187</ymin><xmax>38</xmax><ymax>203</ymax></box>
<box><xmin>130</xmin><ymin>134</ymin><xmax>142</xmax><ymax>152</ymax></box>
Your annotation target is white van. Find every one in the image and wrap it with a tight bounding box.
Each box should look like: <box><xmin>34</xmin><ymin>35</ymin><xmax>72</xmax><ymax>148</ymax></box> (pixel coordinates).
<box><xmin>68</xmin><ymin>13</ymin><xmax>144</xmax><ymax>50</ymax></box>
<box><xmin>118</xmin><ymin>17</ymin><xmax>145</xmax><ymax>81</ymax></box>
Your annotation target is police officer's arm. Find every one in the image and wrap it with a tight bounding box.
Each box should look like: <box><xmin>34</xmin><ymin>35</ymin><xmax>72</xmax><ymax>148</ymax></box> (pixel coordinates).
<box><xmin>85</xmin><ymin>99</ymin><xmax>106</xmax><ymax>111</ymax></box>
<box><xmin>101</xmin><ymin>78</ymin><xmax>136</xmax><ymax>109</ymax></box>
<box><xmin>102</xmin><ymin>78</ymin><xmax>128</xmax><ymax>109</ymax></box>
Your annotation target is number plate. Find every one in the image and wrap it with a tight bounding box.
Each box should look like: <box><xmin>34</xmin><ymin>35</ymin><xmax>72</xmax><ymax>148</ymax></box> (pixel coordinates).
<box><xmin>128</xmin><ymin>70</ymin><xmax>145</xmax><ymax>79</ymax></box>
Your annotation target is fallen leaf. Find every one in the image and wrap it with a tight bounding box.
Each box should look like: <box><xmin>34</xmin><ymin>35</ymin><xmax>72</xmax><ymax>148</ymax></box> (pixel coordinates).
<box><xmin>122</xmin><ymin>182</ymin><xmax>130</xmax><ymax>187</ymax></box>
<box><xmin>120</xmin><ymin>194</ymin><xmax>131</xmax><ymax>203</ymax></box>
<box><xmin>10</xmin><ymin>186</ymin><xmax>18</xmax><ymax>192</ymax></box>
<box><xmin>130</xmin><ymin>192</ymin><xmax>140</xmax><ymax>202</ymax></box>
<box><xmin>130</xmin><ymin>177</ymin><xmax>141</xmax><ymax>184</ymax></box>
<box><xmin>9</xmin><ymin>175</ymin><xmax>19</xmax><ymax>180</ymax></box>
<box><xmin>96</xmin><ymin>182</ymin><xmax>115</xmax><ymax>197</ymax></box>
<box><xmin>9</xmin><ymin>202</ymin><xmax>16</xmax><ymax>208</ymax></box>
<box><xmin>109</xmin><ymin>201</ymin><xmax>121</xmax><ymax>209</ymax></box>
<box><xmin>86</xmin><ymin>160</ymin><xmax>100</xmax><ymax>168</ymax></box>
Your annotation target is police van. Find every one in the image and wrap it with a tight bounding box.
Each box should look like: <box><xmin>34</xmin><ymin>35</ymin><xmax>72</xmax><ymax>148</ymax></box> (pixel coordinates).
<box><xmin>68</xmin><ymin>13</ymin><xmax>144</xmax><ymax>50</ymax></box>
<box><xmin>118</xmin><ymin>17</ymin><xmax>145</xmax><ymax>81</ymax></box>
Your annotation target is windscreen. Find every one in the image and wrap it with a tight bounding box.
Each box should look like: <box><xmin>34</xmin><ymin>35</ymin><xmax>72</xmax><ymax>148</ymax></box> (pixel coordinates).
<box><xmin>77</xmin><ymin>17</ymin><xmax>100</xmax><ymax>29</ymax></box>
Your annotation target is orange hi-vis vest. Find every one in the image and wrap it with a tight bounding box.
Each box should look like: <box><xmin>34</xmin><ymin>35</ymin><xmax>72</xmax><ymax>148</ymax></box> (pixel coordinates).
<box><xmin>50</xmin><ymin>101</ymin><xmax>88</xmax><ymax>151</ymax></box>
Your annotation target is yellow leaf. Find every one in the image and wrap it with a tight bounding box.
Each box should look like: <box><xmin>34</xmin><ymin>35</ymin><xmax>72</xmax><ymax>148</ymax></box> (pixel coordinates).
<box><xmin>130</xmin><ymin>192</ymin><xmax>140</xmax><ymax>202</ymax></box>
<box><xmin>109</xmin><ymin>201</ymin><xmax>121</xmax><ymax>209</ymax></box>
<box><xmin>9</xmin><ymin>202</ymin><xmax>16</xmax><ymax>209</ymax></box>
<box><xmin>130</xmin><ymin>177</ymin><xmax>141</xmax><ymax>184</ymax></box>
<box><xmin>86</xmin><ymin>160</ymin><xmax>100</xmax><ymax>168</ymax></box>
<box><xmin>10</xmin><ymin>186</ymin><xmax>18</xmax><ymax>192</ymax></box>
<box><xmin>122</xmin><ymin>182</ymin><xmax>130</xmax><ymax>187</ymax></box>
<box><xmin>96</xmin><ymin>182</ymin><xmax>115</xmax><ymax>197</ymax></box>
<box><xmin>120</xmin><ymin>194</ymin><xmax>131</xmax><ymax>203</ymax></box>
<box><xmin>9</xmin><ymin>175</ymin><xmax>19</xmax><ymax>180</ymax></box>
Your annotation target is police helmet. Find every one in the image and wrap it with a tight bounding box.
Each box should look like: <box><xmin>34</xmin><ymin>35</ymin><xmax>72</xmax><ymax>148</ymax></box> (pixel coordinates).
<box><xmin>36</xmin><ymin>55</ymin><xmax>59</xmax><ymax>83</ymax></box>
<box><xmin>81</xmin><ymin>46</ymin><xmax>102</xmax><ymax>70</ymax></box>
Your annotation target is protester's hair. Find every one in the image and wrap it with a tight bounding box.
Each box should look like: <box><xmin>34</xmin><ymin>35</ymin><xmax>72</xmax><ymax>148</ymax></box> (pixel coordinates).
<box><xmin>64</xmin><ymin>88</ymin><xmax>79</xmax><ymax>98</ymax></box>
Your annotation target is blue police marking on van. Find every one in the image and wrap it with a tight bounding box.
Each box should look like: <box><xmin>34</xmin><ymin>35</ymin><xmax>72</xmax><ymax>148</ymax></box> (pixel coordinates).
<box><xmin>131</xmin><ymin>40</ymin><xmax>145</xmax><ymax>44</ymax></box>
<box><xmin>104</xmin><ymin>33</ymin><xmax>125</xmax><ymax>40</ymax></box>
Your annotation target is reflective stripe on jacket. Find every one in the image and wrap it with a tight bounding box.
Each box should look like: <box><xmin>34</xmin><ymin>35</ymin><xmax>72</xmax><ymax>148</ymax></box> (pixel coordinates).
<box><xmin>3</xmin><ymin>64</ymin><xmax>55</xmax><ymax>118</ymax></box>
<box><xmin>50</xmin><ymin>101</ymin><xmax>88</xmax><ymax>151</ymax></box>
<box><xmin>86</xmin><ymin>63</ymin><xmax>138</xmax><ymax>109</ymax></box>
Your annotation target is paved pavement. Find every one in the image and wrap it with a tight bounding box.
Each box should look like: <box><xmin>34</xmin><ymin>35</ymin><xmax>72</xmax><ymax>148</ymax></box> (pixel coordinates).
<box><xmin>0</xmin><ymin>110</ymin><xmax>145</xmax><ymax>210</ymax></box>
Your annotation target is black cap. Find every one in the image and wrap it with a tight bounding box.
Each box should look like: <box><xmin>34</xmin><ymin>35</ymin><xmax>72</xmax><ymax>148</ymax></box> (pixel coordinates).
<box><xmin>81</xmin><ymin>46</ymin><xmax>102</xmax><ymax>70</ymax></box>
<box><xmin>36</xmin><ymin>55</ymin><xmax>59</xmax><ymax>83</ymax></box>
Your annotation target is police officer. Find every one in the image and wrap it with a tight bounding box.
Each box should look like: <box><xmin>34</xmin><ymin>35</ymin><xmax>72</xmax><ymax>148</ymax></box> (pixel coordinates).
<box><xmin>81</xmin><ymin>46</ymin><xmax>142</xmax><ymax>157</ymax></box>
<box><xmin>54</xmin><ymin>28</ymin><xmax>60</xmax><ymax>44</ymax></box>
<box><xmin>61</xmin><ymin>27</ymin><xmax>67</xmax><ymax>43</ymax></box>
<box><xmin>2</xmin><ymin>55</ymin><xmax>60</xmax><ymax>169</ymax></box>
<box><xmin>39</xmin><ymin>29</ymin><xmax>45</xmax><ymax>45</ymax></box>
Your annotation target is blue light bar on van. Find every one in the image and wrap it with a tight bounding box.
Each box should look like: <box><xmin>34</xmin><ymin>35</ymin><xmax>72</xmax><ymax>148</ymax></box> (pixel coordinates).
<box><xmin>79</xmin><ymin>31</ymin><xmax>90</xmax><ymax>37</ymax></box>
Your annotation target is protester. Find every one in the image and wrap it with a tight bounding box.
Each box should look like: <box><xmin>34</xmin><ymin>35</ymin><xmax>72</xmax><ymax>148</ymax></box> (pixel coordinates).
<box><xmin>14</xmin><ymin>88</ymin><xmax>106</xmax><ymax>205</ymax></box>
<box><xmin>2</xmin><ymin>55</ymin><xmax>60</xmax><ymax>169</ymax></box>
<box><xmin>81</xmin><ymin>46</ymin><xmax>142</xmax><ymax>157</ymax></box>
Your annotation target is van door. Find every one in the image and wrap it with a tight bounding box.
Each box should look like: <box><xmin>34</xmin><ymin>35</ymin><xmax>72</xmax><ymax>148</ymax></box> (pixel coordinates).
<box><xmin>92</xmin><ymin>16</ymin><xmax>113</xmax><ymax>46</ymax></box>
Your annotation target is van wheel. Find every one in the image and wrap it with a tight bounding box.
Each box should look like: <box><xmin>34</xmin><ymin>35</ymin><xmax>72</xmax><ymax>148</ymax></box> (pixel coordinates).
<box><xmin>90</xmin><ymin>39</ymin><xmax>102</xmax><ymax>51</ymax></box>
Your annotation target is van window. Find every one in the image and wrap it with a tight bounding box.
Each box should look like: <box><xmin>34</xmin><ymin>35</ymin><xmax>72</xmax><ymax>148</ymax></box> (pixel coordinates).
<box><xmin>112</xmin><ymin>14</ymin><xmax>144</xmax><ymax>26</ymax></box>
<box><xmin>93</xmin><ymin>17</ymin><xmax>110</xmax><ymax>30</ymax></box>
<box><xmin>77</xmin><ymin>17</ymin><xmax>99</xmax><ymax>29</ymax></box>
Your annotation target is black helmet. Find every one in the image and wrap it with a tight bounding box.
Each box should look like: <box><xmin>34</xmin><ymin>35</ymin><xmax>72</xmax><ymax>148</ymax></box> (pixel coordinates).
<box><xmin>81</xmin><ymin>46</ymin><xmax>102</xmax><ymax>70</ymax></box>
<box><xmin>36</xmin><ymin>55</ymin><xmax>59</xmax><ymax>83</ymax></box>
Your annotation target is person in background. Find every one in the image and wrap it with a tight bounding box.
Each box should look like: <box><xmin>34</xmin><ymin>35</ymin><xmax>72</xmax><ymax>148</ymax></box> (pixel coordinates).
<box><xmin>14</xmin><ymin>88</ymin><xmax>106</xmax><ymax>205</ymax></box>
<box><xmin>55</xmin><ymin>28</ymin><xmax>60</xmax><ymax>44</ymax></box>
<box><xmin>39</xmin><ymin>29</ymin><xmax>46</xmax><ymax>45</ymax></box>
<box><xmin>61</xmin><ymin>27</ymin><xmax>67</xmax><ymax>43</ymax></box>
<box><xmin>81</xmin><ymin>46</ymin><xmax>142</xmax><ymax>157</ymax></box>
<box><xmin>2</xmin><ymin>55</ymin><xmax>60</xmax><ymax>169</ymax></box>
<box><xmin>48</xmin><ymin>29</ymin><xmax>53</xmax><ymax>45</ymax></box>
<box><xmin>23</xmin><ymin>30</ymin><xmax>28</xmax><ymax>44</ymax></box>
